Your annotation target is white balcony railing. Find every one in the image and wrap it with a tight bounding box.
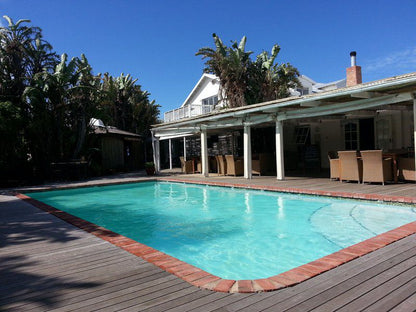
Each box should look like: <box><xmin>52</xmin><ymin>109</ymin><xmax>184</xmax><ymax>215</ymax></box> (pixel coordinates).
<box><xmin>164</xmin><ymin>104</ymin><xmax>215</xmax><ymax>123</ymax></box>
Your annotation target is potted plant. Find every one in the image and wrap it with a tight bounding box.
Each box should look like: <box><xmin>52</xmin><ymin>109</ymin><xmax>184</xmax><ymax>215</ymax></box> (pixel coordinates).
<box><xmin>145</xmin><ymin>162</ymin><xmax>155</xmax><ymax>175</ymax></box>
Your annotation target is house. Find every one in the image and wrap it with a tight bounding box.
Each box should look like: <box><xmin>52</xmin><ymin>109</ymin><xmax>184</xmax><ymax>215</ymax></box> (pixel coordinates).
<box><xmin>164</xmin><ymin>74</ymin><xmax>220</xmax><ymax>123</ymax></box>
<box><xmin>152</xmin><ymin>52</ymin><xmax>416</xmax><ymax>179</ymax></box>
<box><xmin>163</xmin><ymin>72</ymin><xmax>346</xmax><ymax>123</ymax></box>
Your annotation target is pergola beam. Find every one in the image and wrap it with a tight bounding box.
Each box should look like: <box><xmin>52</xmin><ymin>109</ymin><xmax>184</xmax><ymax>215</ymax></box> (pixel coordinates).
<box><xmin>277</xmin><ymin>93</ymin><xmax>413</xmax><ymax>121</ymax></box>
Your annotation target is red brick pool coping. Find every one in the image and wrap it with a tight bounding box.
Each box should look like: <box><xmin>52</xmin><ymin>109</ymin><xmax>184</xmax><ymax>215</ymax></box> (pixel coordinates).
<box><xmin>15</xmin><ymin>178</ymin><xmax>416</xmax><ymax>293</ymax></box>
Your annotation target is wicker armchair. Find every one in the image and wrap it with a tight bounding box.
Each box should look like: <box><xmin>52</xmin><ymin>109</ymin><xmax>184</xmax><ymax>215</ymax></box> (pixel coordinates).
<box><xmin>328</xmin><ymin>151</ymin><xmax>340</xmax><ymax>180</ymax></box>
<box><xmin>225</xmin><ymin>155</ymin><xmax>243</xmax><ymax>176</ymax></box>
<box><xmin>361</xmin><ymin>150</ymin><xmax>392</xmax><ymax>185</ymax></box>
<box><xmin>338</xmin><ymin>151</ymin><xmax>362</xmax><ymax>183</ymax></box>
<box><xmin>179</xmin><ymin>156</ymin><xmax>194</xmax><ymax>174</ymax></box>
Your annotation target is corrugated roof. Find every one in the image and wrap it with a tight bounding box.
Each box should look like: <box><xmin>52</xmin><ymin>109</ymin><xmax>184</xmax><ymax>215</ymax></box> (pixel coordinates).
<box><xmin>93</xmin><ymin>126</ymin><xmax>141</xmax><ymax>137</ymax></box>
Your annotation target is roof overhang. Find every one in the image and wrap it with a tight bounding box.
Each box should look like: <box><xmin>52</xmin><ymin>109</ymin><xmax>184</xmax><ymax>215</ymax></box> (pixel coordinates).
<box><xmin>153</xmin><ymin>72</ymin><xmax>416</xmax><ymax>139</ymax></box>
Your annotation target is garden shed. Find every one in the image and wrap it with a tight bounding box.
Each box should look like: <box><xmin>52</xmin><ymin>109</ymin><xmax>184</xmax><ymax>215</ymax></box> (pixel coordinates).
<box><xmin>92</xmin><ymin>126</ymin><xmax>144</xmax><ymax>173</ymax></box>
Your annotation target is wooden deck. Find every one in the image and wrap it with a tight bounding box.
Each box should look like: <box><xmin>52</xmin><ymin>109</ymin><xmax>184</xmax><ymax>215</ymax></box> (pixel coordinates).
<box><xmin>1</xmin><ymin>174</ymin><xmax>416</xmax><ymax>311</ymax></box>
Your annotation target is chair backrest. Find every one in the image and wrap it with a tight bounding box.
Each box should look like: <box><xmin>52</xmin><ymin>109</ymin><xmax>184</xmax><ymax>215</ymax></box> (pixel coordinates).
<box><xmin>338</xmin><ymin>150</ymin><xmax>360</xmax><ymax>181</ymax></box>
<box><xmin>360</xmin><ymin>150</ymin><xmax>383</xmax><ymax>165</ymax></box>
<box><xmin>216</xmin><ymin>155</ymin><xmax>226</xmax><ymax>174</ymax></box>
<box><xmin>338</xmin><ymin>151</ymin><xmax>358</xmax><ymax>163</ymax></box>
<box><xmin>225</xmin><ymin>155</ymin><xmax>235</xmax><ymax>175</ymax></box>
<box><xmin>360</xmin><ymin>150</ymin><xmax>384</xmax><ymax>182</ymax></box>
<box><xmin>225</xmin><ymin>155</ymin><xmax>234</xmax><ymax>165</ymax></box>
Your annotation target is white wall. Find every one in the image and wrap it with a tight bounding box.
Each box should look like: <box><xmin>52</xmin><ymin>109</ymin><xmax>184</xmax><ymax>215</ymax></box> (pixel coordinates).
<box><xmin>376</xmin><ymin>110</ymin><xmax>413</xmax><ymax>150</ymax></box>
<box><xmin>184</xmin><ymin>78</ymin><xmax>219</xmax><ymax>106</ymax></box>
<box><xmin>399</xmin><ymin>110</ymin><xmax>414</xmax><ymax>149</ymax></box>
<box><xmin>319</xmin><ymin>120</ymin><xmax>343</xmax><ymax>168</ymax></box>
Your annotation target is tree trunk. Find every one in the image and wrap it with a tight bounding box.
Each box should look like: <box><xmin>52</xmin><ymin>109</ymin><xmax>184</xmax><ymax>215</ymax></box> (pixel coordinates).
<box><xmin>72</xmin><ymin>114</ymin><xmax>86</xmax><ymax>159</ymax></box>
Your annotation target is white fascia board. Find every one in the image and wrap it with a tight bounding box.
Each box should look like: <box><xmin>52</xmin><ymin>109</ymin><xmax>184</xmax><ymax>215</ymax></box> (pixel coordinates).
<box><xmin>157</xmin><ymin>133</ymin><xmax>195</xmax><ymax>141</ymax></box>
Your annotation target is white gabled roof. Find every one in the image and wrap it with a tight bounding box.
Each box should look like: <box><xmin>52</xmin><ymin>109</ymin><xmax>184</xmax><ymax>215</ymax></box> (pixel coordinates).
<box><xmin>180</xmin><ymin>73</ymin><xmax>218</xmax><ymax>108</ymax></box>
<box><xmin>298</xmin><ymin>75</ymin><xmax>317</xmax><ymax>85</ymax></box>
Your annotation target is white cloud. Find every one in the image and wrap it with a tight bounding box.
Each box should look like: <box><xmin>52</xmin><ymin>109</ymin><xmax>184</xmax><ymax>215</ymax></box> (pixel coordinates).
<box><xmin>363</xmin><ymin>48</ymin><xmax>416</xmax><ymax>78</ymax></box>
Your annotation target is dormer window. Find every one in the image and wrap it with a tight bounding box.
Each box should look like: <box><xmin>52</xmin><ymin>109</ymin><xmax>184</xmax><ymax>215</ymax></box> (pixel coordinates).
<box><xmin>202</xmin><ymin>95</ymin><xmax>218</xmax><ymax>106</ymax></box>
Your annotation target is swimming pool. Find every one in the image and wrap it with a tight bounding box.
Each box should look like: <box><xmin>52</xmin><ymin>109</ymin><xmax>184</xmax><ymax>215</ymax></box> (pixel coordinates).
<box><xmin>27</xmin><ymin>181</ymin><xmax>416</xmax><ymax>280</ymax></box>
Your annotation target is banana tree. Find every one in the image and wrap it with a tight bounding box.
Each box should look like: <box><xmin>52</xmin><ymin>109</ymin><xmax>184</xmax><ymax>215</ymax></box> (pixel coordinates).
<box><xmin>196</xmin><ymin>33</ymin><xmax>253</xmax><ymax>108</ymax></box>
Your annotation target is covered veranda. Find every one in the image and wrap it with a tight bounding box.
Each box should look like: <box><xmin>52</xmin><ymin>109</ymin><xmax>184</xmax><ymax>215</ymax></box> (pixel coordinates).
<box><xmin>152</xmin><ymin>73</ymin><xmax>416</xmax><ymax>182</ymax></box>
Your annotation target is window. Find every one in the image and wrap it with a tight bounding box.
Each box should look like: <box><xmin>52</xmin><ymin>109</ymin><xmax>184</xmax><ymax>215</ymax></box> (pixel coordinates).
<box><xmin>202</xmin><ymin>96</ymin><xmax>218</xmax><ymax>106</ymax></box>
<box><xmin>295</xmin><ymin>126</ymin><xmax>310</xmax><ymax>145</ymax></box>
<box><xmin>344</xmin><ymin>122</ymin><xmax>358</xmax><ymax>150</ymax></box>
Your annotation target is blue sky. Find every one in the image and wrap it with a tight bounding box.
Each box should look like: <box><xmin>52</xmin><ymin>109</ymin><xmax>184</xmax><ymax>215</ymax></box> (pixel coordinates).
<box><xmin>2</xmin><ymin>0</ymin><xmax>416</xmax><ymax>116</ymax></box>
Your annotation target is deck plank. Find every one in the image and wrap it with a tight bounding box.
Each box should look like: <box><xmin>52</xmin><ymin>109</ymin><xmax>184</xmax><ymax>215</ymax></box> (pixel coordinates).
<box><xmin>302</xmin><ymin>254</ymin><xmax>416</xmax><ymax>312</ymax></box>
<box><xmin>4</xmin><ymin>268</ymin><xmax>168</xmax><ymax>310</ymax></box>
<box><xmin>46</xmin><ymin>277</ymin><xmax>187</xmax><ymax>312</ymax></box>
<box><xmin>90</xmin><ymin>284</ymin><xmax>198</xmax><ymax>312</ymax></box>
<box><xmin>389</xmin><ymin>292</ymin><xmax>416</xmax><ymax>312</ymax></box>
<box><xmin>187</xmin><ymin>293</ymin><xmax>256</xmax><ymax>312</ymax></box>
<box><xmin>336</xmin><ymin>263</ymin><xmax>416</xmax><ymax>311</ymax></box>
<box><xmin>234</xmin><ymin>238</ymin><xmax>416</xmax><ymax>312</ymax></box>
<box><xmin>163</xmin><ymin>292</ymin><xmax>232</xmax><ymax>312</ymax></box>
<box><xmin>135</xmin><ymin>289</ymin><xmax>217</xmax><ymax>312</ymax></box>
<box><xmin>363</xmin><ymin>279</ymin><xmax>416</xmax><ymax>312</ymax></box>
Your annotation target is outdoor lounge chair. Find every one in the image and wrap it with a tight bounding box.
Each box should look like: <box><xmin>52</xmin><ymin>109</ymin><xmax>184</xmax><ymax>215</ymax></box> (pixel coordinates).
<box><xmin>360</xmin><ymin>150</ymin><xmax>392</xmax><ymax>185</ymax></box>
<box><xmin>338</xmin><ymin>151</ymin><xmax>362</xmax><ymax>183</ymax></box>
<box><xmin>216</xmin><ymin>155</ymin><xmax>227</xmax><ymax>175</ymax></box>
<box><xmin>225</xmin><ymin>155</ymin><xmax>244</xmax><ymax>176</ymax></box>
<box><xmin>397</xmin><ymin>157</ymin><xmax>416</xmax><ymax>181</ymax></box>
<box><xmin>179</xmin><ymin>156</ymin><xmax>194</xmax><ymax>174</ymax></box>
<box><xmin>328</xmin><ymin>151</ymin><xmax>340</xmax><ymax>180</ymax></box>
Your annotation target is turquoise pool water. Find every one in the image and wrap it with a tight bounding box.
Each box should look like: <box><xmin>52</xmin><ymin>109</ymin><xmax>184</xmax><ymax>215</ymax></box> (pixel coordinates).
<box><xmin>27</xmin><ymin>182</ymin><xmax>416</xmax><ymax>280</ymax></box>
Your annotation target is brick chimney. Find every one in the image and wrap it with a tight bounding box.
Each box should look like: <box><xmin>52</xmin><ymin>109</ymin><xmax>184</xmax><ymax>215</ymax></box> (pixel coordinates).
<box><xmin>346</xmin><ymin>51</ymin><xmax>362</xmax><ymax>87</ymax></box>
